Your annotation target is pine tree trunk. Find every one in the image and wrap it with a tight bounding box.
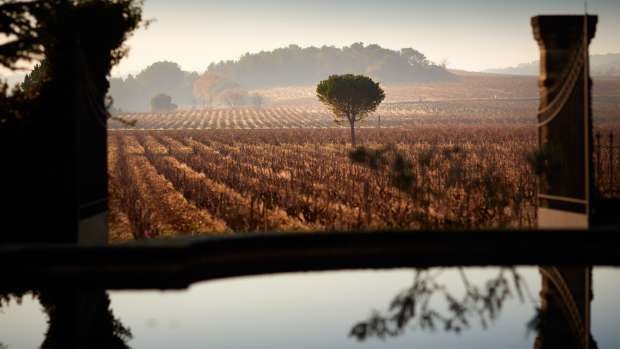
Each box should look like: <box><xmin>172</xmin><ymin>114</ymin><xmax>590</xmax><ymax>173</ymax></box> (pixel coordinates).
<box><xmin>350</xmin><ymin>119</ymin><xmax>356</xmax><ymax>147</ymax></box>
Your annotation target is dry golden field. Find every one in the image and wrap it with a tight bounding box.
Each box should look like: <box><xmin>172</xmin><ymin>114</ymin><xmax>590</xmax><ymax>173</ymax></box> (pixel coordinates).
<box><xmin>108</xmin><ymin>74</ymin><xmax>620</xmax><ymax>241</ymax></box>
<box><xmin>108</xmin><ymin>126</ymin><xmax>539</xmax><ymax>241</ymax></box>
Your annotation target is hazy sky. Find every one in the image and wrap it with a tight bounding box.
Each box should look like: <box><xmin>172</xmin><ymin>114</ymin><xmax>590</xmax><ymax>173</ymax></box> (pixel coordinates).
<box><xmin>108</xmin><ymin>0</ymin><xmax>619</xmax><ymax>76</ymax></box>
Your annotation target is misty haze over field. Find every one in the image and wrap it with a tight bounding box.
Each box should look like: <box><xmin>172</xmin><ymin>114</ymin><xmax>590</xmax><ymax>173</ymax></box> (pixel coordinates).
<box><xmin>486</xmin><ymin>53</ymin><xmax>620</xmax><ymax>76</ymax></box>
<box><xmin>108</xmin><ymin>43</ymin><xmax>454</xmax><ymax>111</ymax></box>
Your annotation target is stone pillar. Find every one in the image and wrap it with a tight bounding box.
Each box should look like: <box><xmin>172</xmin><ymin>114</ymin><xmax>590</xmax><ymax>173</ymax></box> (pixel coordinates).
<box><xmin>48</xmin><ymin>42</ymin><xmax>109</xmax><ymax>245</ymax></box>
<box><xmin>531</xmin><ymin>15</ymin><xmax>597</xmax><ymax>229</ymax></box>
<box><xmin>74</xmin><ymin>48</ymin><xmax>108</xmax><ymax>245</ymax></box>
<box><xmin>42</xmin><ymin>41</ymin><xmax>108</xmax><ymax>245</ymax></box>
<box><xmin>535</xmin><ymin>267</ymin><xmax>594</xmax><ymax>349</ymax></box>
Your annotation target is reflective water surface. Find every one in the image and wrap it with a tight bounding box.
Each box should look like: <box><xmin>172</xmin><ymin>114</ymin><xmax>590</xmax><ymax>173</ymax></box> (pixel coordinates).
<box><xmin>1</xmin><ymin>267</ymin><xmax>619</xmax><ymax>348</ymax></box>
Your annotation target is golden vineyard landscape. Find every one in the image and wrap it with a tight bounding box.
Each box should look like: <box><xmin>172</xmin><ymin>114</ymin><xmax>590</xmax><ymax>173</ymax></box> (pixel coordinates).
<box><xmin>108</xmin><ymin>77</ymin><xmax>620</xmax><ymax>241</ymax></box>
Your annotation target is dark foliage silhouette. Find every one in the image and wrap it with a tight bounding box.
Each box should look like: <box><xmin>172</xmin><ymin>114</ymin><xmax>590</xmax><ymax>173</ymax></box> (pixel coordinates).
<box><xmin>0</xmin><ymin>0</ymin><xmax>143</xmax><ymax>242</ymax></box>
<box><xmin>0</xmin><ymin>1</ymin><xmax>42</xmax><ymax>69</ymax></box>
<box><xmin>20</xmin><ymin>61</ymin><xmax>49</xmax><ymax>95</ymax></box>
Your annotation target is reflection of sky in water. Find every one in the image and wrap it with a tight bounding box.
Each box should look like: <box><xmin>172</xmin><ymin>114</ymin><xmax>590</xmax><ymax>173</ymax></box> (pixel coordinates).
<box><xmin>0</xmin><ymin>267</ymin><xmax>619</xmax><ymax>349</ymax></box>
<box><xmin>592</xmin><ymin>268</ymin><xmax>620</xmax><ymax>349</ymax></box>
<box><xmin>0</xmin><ymin>293</ymin><xmax>46</xmax><ymax>349</ymax></box>
<box><xmin>107</xmin><ymin>268</ymin><xmax>542</xmax><ymax>349</ymax></box>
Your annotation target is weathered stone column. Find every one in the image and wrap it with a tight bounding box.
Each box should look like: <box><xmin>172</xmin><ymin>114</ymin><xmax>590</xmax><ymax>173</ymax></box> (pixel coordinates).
<box><xmin>532</xmin><ymin>15</ymin><xmax>597</xmax><ymax>229</ymax></box>
<box><xmin>535</xmin><ymin>267</ymin><xmax>594</xmax><ymax>349</ymax></box>
<box><xmin>74</xmin><ymin>47</ymin><xmax>109</xmax><ymax>245</ymax></box>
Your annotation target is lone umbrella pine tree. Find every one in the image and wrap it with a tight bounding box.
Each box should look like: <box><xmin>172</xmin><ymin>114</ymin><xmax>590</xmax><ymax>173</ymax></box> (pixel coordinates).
<box><xmin>316</xmin><ymin>74</ymin><xmax>385</xmax><ymax>146</ymax></box>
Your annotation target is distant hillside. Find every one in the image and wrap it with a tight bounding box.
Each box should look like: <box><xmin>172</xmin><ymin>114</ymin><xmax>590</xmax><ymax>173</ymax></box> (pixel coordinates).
<box><xmin>206</xmin><ymin>43</ymin><xmax>455</xmax><ymax>88</ymax></box>
<box><xmin>485</xmin><ymin>53</ymin><xmax>620</xmax><ymax>76</ymax></box>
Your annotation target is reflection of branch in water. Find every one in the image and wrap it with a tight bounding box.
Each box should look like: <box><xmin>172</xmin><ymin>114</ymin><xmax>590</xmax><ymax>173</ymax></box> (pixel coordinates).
<box><xmin>350</xmin><ymin>268</ymin><xmax>535</xmax><ymax>341</ymax></box>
